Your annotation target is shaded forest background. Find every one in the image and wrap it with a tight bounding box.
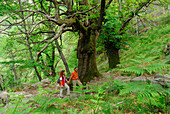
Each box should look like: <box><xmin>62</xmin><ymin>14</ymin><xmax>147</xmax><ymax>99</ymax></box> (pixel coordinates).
<box><xmin>0</xmin><ymin>0</ymin><xmax>169</xmax><ymax>113</ymax></box>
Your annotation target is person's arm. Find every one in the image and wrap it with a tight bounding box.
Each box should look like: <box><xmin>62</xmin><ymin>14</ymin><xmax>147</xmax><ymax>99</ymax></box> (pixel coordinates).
<box><xmin>65</xmin><ymin>76</ymin><xmax>69</xmax><ymax>83</ymax></box>
<box><xmin>68</xmin><ymin>73</ymin><xmax>73</xmax><ymax>84</ymax></box>
<box><xmin>77</xmin><ymin>73</ymin><xmax>81</xmax><ymax>81</ymax></box>
<box><xmin>78</xmin><ymin>77</ymin><xmax>81</xmax><ymax>81</ymax></box>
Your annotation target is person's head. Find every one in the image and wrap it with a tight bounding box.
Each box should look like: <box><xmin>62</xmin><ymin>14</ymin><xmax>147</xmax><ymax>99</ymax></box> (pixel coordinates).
<box><xmin>60</xmin><ymin>70</ymin><xmax>65</xmax><ymax>76</ymax></box>
<box><xmin>74</xmin><ymin>67</ymin><xmax>78</xmax><ymax>72</ymax></box>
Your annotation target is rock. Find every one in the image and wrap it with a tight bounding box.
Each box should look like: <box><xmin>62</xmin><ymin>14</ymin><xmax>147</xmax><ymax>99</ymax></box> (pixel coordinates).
<box><xmin>31</xmin><ymin>82</ymin><xmax>43</xmax><ymax>88</ymax></box>
<box><xmin>9</xmin><ymin>91</ymin><xmax>34</xmax><ymax>99</ymax></box>
<box><xmin>43</xmin><ymin>84</ymin><xmax>49</xmax><ymax>87</ymax></box>
<box><xmin>14</xmin><ymin>91</ymin><xmax>29</xmax><ymax>95</ymax></box>
<box><xmin>164</xmin><ymin>43</ymin><xmax>170</xmax><ymax>56</ymax></box>
<box><xmin>154</xmin><ymin>74</ymin><xmax>163</xmax><ymax>79</ymax></box>
<box><xmin>25</xmin><ymin>94</ymin><xmax>34</xmax><ymax>98</ymax></box>
<box><xmin>154</xmin><ymin>74</ymin><xmax>170</xmax><ymax>82</ymax></box>
<box><xmin>164</xmin><ymin>74</ymin><xmax>170</xmax><ymax>83</ymax></box>
<box><xmin>0</xmin><ymin>91</ymin><xmax>9</xmax><ymax>105</ymax></box>
<box><xmin>22</xmin><ymin>83</ymin><xmax>31</xmax><ymax>90</ymax></box>
<box><xmin>41</xmin><ymin>78</ymin><xmax>52</xmax><ymax>84</ymax></box>
<box><xmin>130</xmin><ymin>76</ymin><xmax>152</xmax><ymax>82</ymax></box>
<box><xmin>114</xmin><ymin>77</ymin><xmax>131</xmax><ymax>82</ymax></box>
<box><xmin>56</xmin><ymin>84</ymin><xmax>60</xmax><ymax>90</ymax></box>
<box><xmin>23</xmin><ymin>83</ymin><xmax>28</xmax><ymax>86</ymax></box>
<box><xmin>23</xmin><ymin>87</ymin><xmax>29</xmax><ymax>91</ymax></box>
<box><xmin>152</xmin><ymin>74</ymin><xmax>170</xmax><ymax>88</ymax></box>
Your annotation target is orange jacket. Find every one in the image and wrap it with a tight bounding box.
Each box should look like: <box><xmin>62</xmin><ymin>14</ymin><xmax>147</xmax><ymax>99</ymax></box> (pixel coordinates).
<box><xmin>71</xmin><ymin>71</ymin><xmax>78</xmax><ymax>80</ymax></box>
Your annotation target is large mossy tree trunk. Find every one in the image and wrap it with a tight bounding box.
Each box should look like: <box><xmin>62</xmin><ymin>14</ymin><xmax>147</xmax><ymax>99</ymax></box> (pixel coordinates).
<box><xmin>105</xmin><ymin>41</ymin><xmax>120</xmax><ymax>69</ymax></box>
<box><xmin>77</xmin><ymin>29</ymin><xmax>100</xmax><ymax>83</ymax></box>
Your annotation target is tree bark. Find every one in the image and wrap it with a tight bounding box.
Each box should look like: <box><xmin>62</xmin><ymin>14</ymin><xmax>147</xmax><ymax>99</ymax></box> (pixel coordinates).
<box><xmin>55</xmin><ymin>39</ymin><xmax>71</xmax><ymax>76</ymax></box>
<box><xmin>51</xmin><ymin>44</ymin><xmax>56</xmax><ymax>77</ymax></box>
<box><xmin>105</xmin><ymin>41</ymin><xmax>120</xmax><ymax>68</ymax></box>
<box><xmin>0</xmin><ymin>84</ymin><xmax>3</xmax><ymax>91</ymax></box>
<box><xmin>0</xmin><ymin>74</ymin><xmax>5</xmax><ymax>90</ymax></box>
<box><xmin>77</xmin><ymin>30</ymin><xmax>100</xmax><ymax>83</ymax></box>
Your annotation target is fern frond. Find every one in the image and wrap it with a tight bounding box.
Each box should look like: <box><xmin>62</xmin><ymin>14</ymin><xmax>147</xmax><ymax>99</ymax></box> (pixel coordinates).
<box><xmin>145</xmin><ymin>63</ymin><xmax>169</xmax><ymax>74</ymax></box>
<box><xmin>129</xmin><ymin>59</ymin><xmax>142</xmax><ymax>64</ymax></box>
<box><xmin>119</xmin><ymin>81</ymin><xmax>147</xmax><ymax>95</ymax></box>
<box><xmin>142</xmin><ymin>56</ymin><xmax>159</xmax><ymax>63</ymax></box>
<box><xmin>121</xmin><ymin>66</ymin><xmax>145</xmax><ymax>75</ymax></box>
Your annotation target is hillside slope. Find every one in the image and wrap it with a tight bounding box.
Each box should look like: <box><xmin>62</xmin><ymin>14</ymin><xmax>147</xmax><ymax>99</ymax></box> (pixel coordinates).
<box><xmin>97</xmin><ymin>16</ymin><xmax>170</xmax><ymax>75</ymax></box>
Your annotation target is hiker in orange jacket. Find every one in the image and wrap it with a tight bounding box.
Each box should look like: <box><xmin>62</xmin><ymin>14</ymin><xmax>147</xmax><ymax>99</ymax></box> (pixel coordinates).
<box><xmin>68</xmin><ymin>67</ymin><xmax>82</xmax><ymax>91</ymax></box>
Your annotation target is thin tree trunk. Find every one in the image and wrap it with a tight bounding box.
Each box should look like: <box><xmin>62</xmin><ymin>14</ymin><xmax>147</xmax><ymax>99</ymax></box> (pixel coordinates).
<box><xmin>119</xmin><ymin>0</ymin><xmax>121</xmax><ymax>11</ymax></box>
<box><xmin>168</xmin><ymin>4</ymin><xmax>170</xmax><ymax>16</ymax></box>
<box><xmin>55</xmin><ymin>39</ymin><xmax>71</xmax><ymax>76</ymax></box>
<box><xmin>11</xmin><ymin>50</ymin><xmax>18</xmax><ymax>81</ymax></box>
<box><xmin>19</xmin><ymin>0</ymin><xmax>42</xmax><ymax>81</ymax></box>
<box><xmin>77</xmin><ymin>30</ymin><xmax>100</xmax><ymax>83</ymax></box>
<box><xmin>25</xmin><ymin>34</ymin><xmax>42</xmax><ymax>81</ymax></box>
<box><xmin>50</xmin><ymin>44</ymin><xmax>56</xmax><ymax>77</ymax></box>
<box><xmin>0</xmin><ymin>84</ymin><xmax>3</xmax><ymax>91</ymax></box>
<box><xmin>0</xmin><ymin>74</ymin><xmax>5</xmax><ymax>90</ymax></box>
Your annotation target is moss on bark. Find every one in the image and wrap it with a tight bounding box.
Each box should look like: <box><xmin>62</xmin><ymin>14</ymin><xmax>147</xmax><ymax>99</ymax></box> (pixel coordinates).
<box><xmin>77</xmin><ymin>29</ymin><xmax>101</xmax><ymax>84</ymax></box>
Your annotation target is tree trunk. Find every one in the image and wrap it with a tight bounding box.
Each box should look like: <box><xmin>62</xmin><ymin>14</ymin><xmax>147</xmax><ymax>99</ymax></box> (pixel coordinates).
<box><xmin>0</xmin><ymin>74</ymin><xmax>5</xmax><ymax>90</ymax></box>
<box><xmin>77</xmin><ymin>30</ymin><xmax>100</xmax><ymax>83</ymax></box>
<box><xmin>105</xmin><ymin>41</ymin><xmax>120</xmax><ymax>69</ymax></box>
<box><xmin>0</xmin><ymin>84</ymin><xmax>3</xmax><ymax>91</ymax></box>
<box><xmin>49</xmin><ymin>44</ymin><xmax>56</xmax><ymax>77</ymax></box>
<box><xmin>55</xmin><ymin>39</ymin><xmax>71</xmax><ymax>76</ymax></box>
<box><xmin>26</xmin><ymin>38</ymin><xmax>42</xmax><ymax>81</ymax></box>
<box><xmin>11</xmin><ymin>50</ymin><xmax>18</xmax><ymax>81</ymax></box>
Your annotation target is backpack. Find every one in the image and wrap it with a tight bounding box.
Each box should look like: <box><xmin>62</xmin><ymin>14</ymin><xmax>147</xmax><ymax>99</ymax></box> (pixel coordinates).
<box><xmin>57</xmin><ymin>78</ymin><xmax>60</xmax><ymax>84</ymax></box>
<box><xmin>57</xmin><ymin>75</ymin><xmax>64</xmax><ymax>84</ymax></box>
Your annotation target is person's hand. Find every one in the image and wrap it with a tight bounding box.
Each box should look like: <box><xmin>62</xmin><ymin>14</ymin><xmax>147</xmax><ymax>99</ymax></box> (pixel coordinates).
<box><xmin>61</xmin><ymin>85</ymin><xmax>63</xmax><ymax>88</ymax></box>
<box><xmin>67</xmin><ymin>81</ymin><xmax>70</xmax><ymax>84</ymax></box>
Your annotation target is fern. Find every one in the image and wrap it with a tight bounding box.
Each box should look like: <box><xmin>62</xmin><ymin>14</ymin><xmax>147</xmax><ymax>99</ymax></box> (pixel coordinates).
<box><xmin>121</xmin><ymin>63</ymin><xmax>169</xmax><ymax>75</ymax></box>
<box><xmin>118</xmin><ymin>81</ymin><xmax>169</xmax><ymax>112</ymax></box>
<box><xmin>121</xmin><ymin>66</ymin><xmax>145</xmax><ymax>75</ymax></box>
<box><xmin>145</xmin><ymin>63</ymin><xmax>169</xmax><ymax>74</ymax></box>
<box><xmin>136</xmin><ymin>84</ymin><xmax>168</xmax><ymax>111</ymax></box>
<box><xmin>119</xmin><ymin>81</ymin><xmax>147</xmax><ymax>96</ymax></box>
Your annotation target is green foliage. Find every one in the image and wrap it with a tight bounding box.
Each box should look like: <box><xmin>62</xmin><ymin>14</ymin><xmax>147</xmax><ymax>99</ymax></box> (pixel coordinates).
<box><xmin>68</xmin><ymin>79</ymin><xmax>169</xmax><ymax>113</ymax></box>
<box><xmin>99</xmin><ymin>6</ymin><xmax>122</xmax><ymax>45</ymax></box>
<box><xmin>0</xmin><ymin>78</ymin><xmax>169</xmax><ymax>113</ymax></box>
<box><xmin>119</xmin><ymin>81</ymin><xmax>169</xmax><ymax>112</ymax></box>
<box><xmin>0</xmin><ymin>94</ymin><xmax>33</xmax><ymax>114</ymax></box>
<box><xmin>0</xmin><ymin>0</ymin><xmax>169</xmax><ymax>113</ymax></box>
<box><xmin>120</xmin><ymin>17</ymin><xmax>170</xmax><ymax>75</ymax></box>
<box><xmin>121</xmin><ymin>63</ymin><xmax>169</xmax><ymax>75</ymax></box>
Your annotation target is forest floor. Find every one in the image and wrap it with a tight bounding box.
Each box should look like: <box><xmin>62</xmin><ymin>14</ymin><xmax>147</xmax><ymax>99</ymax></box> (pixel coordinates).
<box><xmin>0</xmin><ymin>71</ymin><xmax>164</xmax><ymax>113</ymax></box>
<box><xmin>17</xmin><ymin>71</ymin><xmax>155</xmax><ymax>99</ymax></box>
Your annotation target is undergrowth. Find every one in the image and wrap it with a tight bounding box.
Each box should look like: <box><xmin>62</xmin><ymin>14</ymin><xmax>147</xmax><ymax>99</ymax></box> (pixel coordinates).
<box><xmin>0</xmin><ymin>78</ymin><xmax>169</xmax><ymax>113</ymax></box>
<box><xmin>119</xmin><ymin>19</ymin><xmax>170</xmax><ymax>75</ymax></box>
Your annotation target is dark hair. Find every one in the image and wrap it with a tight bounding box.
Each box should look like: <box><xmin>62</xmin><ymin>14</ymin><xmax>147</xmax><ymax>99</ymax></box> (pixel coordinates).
<box><xmin>60</xmin><ymin>70</ymin><xmax>65</xmax><ymax>76</ymax></box>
